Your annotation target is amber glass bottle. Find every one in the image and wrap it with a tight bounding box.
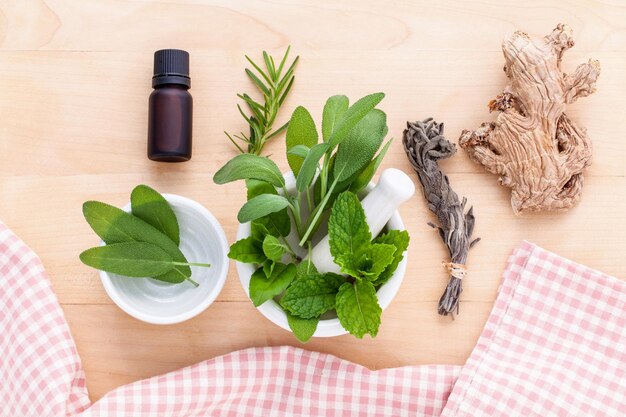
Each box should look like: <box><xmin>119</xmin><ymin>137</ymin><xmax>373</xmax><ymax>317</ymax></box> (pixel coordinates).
<box><xmin>148</xmin><ymin>49</ymin><xmax>192</xmax><ymax>162</ymax></box>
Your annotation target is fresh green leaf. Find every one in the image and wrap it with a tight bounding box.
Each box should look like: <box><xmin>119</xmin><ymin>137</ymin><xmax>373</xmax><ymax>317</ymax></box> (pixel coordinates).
<box><xmin>334</xmin><ymin>109</ymin><xmax>388</xmax><ymax>182</ymax></box>
<box><xmin>82</xmin><ymin>201</ymin><xmax>191</xmax><ymax>282</ymax></box>
<box><xmin>247</xmin><ymin>181</ymin><xmax>291</xmax><ymax>237</ymax></box>
<box><xmin>355</xmin><ymin>243</ymin><xmax>396</xmax><ymax>279</ymax></box>
<box><xmin>80</xmin><ymin>242</ymin><xmax>174</xmax><ymax>278</ymax></box>
<box><xmin>287</xmin><ymin>144</ymin><xmax>310</xmax><ymax>159</ymax></box>
<box><xmin>213</xmin><ymin>154</ymin><xmax>285</xmax><ymax>188</ymax></box>
<box><xmin>296</xmin><ymin>143</ymin><xmax>329</xmax><ymax>192</ymax></box>
<box><xmin>286</xmin><ymin>106</ymin><xmax>318</xmax><ymax>176</ymax></box>
<box><xmin>237</xmin><ymin>194</ymin><xmax>290</xmax><ymax>223</ymax></box>
<box><xmin>295</xmin><ymin>257</ymin><xmax>318</xmax><ymax>280</ymax></box>
<box><xmin>328</xmin><ymin>192</ymin><xmax>371</xmax><ymax>260</ymax></box>
<box><xmin>251</xmin><ymin>220</ymin><xmax>271</xmax><ymax>241</ymax></box>
<box><xmin>255</xmin><ymin>213</ymin><xmax>291</xmax><ymax>238</ymax></box>
<box><xmin>262</xmin><ymin>259</ymin><xmax>276</xmax><ymax>277</ymax></box>
<box><xmin>130</xmin><ymin>185</ymin><xmax>180</xmax><ymax>245</ymax></box>
<box><xmin>349</xmin><ymin>139</ymin><xmax>393</xmax><ymax>194</ymax></box>
<box><xmin>228</xmin><ymin>236</ymin><xmax>266</xmax><ymax>264</ymax></box>
<box><xmin>336</xmin><ymin>281</ymin><xmax>382</xmax><ymax>338</ymax></box>
<box><xmin>249</xmin><ymin>263</ymin><xmax>296</xmax><ymax>307</ymax></box>
<box><xmin>372</xmin><ymin>230</ymin><xmax>410</xmax><ymax>286</ymax></box>
<box><xmin>287</xmin><ymin>313</ymin><xmax>319</xmax><ymax>343</ymax></box>
<box><xmin>262</xmin><ymin>235</ymin><xmax>285</xmax><ymax>261</ymax></box>
<box><xmin>322</xmin><ymin>95</ymin><xmax>349</xmax><ymax>141</ymax></box>
<box><xmin>327</xmin><ymin>92</ymin><xmax>385</xmax><ymax>149</ymax></box>
<box><xmin>246</xmin><ymin>179</ymin><xmax>277</xmax><ymax>200</ymax></box>
<box><xmin>280</xmin><ymin>273</ymin><xmax>346</xmax><ymax>319</ymax></box>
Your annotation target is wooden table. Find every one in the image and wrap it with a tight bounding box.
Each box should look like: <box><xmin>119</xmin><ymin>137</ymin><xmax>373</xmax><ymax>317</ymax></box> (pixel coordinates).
<box><xmin>1</xmin><ymin>1</ymin><xmax>624</xmax><ymax>401</ymax></box>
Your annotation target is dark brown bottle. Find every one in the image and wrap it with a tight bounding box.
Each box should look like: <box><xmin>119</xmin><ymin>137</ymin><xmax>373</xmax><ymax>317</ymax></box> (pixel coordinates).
<box><xmin>148</xmin><ymin>49</ymin><xmax>192</xmax><ymax>162</ymax></box>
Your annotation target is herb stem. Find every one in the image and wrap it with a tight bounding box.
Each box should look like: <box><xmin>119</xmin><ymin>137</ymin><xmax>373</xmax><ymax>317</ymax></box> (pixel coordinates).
<box><xmin>173</xmin><ymin>261</ymin><xmax>212</xmax><ymax>268</ymax></box>
<box><xmin>298</xmin><ymin>176</ymin><xmax>340</xmax><ymax>246</ymax></box>
<box><xmin>185</xmin><ymin>276</ymin><xmax>200</xmax><ymax>287</ymax></box>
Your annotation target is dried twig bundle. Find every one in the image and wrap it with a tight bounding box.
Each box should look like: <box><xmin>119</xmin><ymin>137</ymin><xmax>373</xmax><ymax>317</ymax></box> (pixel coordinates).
<box><xmin>403</xmin><ymin>119</ymin><xmax>479</xmax><ymax>316</ymax></box>
<box><xmin>459</xmin><ymin>24</ymin><xmax>600</xmax><ymax>214</ymax></box>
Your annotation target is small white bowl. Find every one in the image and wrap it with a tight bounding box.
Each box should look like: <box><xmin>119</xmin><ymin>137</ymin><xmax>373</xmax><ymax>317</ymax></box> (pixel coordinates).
<box><xmin>235</xmin><ymin>173</ymin><xmax>408</xmax><ymax>338</ymax></box>
<box><xmin>99</xmin><ymin>194</ymin><xmax>229</xmax><ymax>325</ymax></box>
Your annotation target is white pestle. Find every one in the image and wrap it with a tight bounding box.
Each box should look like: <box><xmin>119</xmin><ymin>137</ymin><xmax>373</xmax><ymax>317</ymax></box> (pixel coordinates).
<box><xmin>309</xmin><ymin>168</ymin><xmax>416</xmax><ymax>274</ymax></box>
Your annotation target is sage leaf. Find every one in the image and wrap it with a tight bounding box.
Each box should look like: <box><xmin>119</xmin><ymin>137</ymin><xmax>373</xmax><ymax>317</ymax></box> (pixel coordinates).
<box><xmin>287</xmin><ymin>144</ymin><xmax>310</xmax><ymax>159</ymax></box>
<box><xmin>247</xmin><ymin>180</ymin><xmax>291</xmax><ymax>237</ymax></box>
<box><xmin>334</xmin><ymin>109</ymin><xmax>388</xmax><ymax>182</ymax></box>
<box><xmin>80</xmin><ymin>242</ymin><xmax>175</xmax><ymax>278</ymax></box>
<box><xmin>82</xmin><ymin>201</ymin><xmax>191</xmax><ymax>282</ymax></box>
<box><xmin>372</xmin><ymin>230</ymin><xmax>410</xmax><ymax>286</ymax></box>
<box><xmin>249</xmin><ymin>263</ymin><xmax>296</xmax><ymax>307</ymax></box>
<box><xmin>287</xmin><ymin>313</ymin><xmax>319</xmax><ymax>343</ymax></box>
<box><xmin>237</xmin><ymin>194</ymin><xmax>290</xmax><ymax>223</ymax></box>
<box><xmin>228</xmin><ymin>236</ymin><xmax>266</xmax><ymax>263</ymax></box>
<box><xmin>327</xmin><ymin>92</ymin><xmax>385</xmax><ymax>149</ymax></box>
<box><xmin>349</xmin><ymin>139</ymin><xmax>393</xmax><ymax>194</ymax></box>
<box><xmin>286</xmin><ymin>106</ymin><xmax>318</xmax><ymax>176</ymax></box>
<box><xmin>336</xmin><ymin>280</ymin><xmax>381</xmax><ymax>338</ymax></box>
<box><xmin>262</xmin><ymin>235</ymin><xmax>285</xmax><ymax>261</ymax></box>
<box><xmin>296</xmin><ymin>143</ymin><xmax>329</xmax><ymax>192</ymax></box>
<box><xmin>322</xmin><ymin>95</ymin><xmax>349</xmax><ymax>142</ymax></box>
<box><xmin>328</xmin><ymin>192</ymin><xmax>371</xmax><ymax>260</ymax></box>
<box><xmin>280</xmin><ymin>273</ymin><xmax>345</xmax><ymax>319</ymax></box>
<box><xmin>213</xmin><ymin>154</ymin><xmax>285</xmax><ymax>188</ymax></box>
<box><xmin>130</xmin><ymin>184</ymin><xmax>180</xmax><ymax>245</ymax></box>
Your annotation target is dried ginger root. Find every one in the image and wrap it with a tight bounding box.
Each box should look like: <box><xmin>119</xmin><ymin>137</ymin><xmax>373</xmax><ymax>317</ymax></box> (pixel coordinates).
<box><xmin>459</xmin><ymin>24</ymin><xmax>600</xmax><ymax>214</ymax></box>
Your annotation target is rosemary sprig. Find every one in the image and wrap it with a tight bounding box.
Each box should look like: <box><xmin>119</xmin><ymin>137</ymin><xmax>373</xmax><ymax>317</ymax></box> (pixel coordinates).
<box><xmin>226</xmin><ymin>46</ymin><xmax>299</xmax><ymax>155</ymax></box>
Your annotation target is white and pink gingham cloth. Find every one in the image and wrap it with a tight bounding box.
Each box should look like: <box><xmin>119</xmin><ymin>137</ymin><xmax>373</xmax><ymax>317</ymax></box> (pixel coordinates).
<box><xmin>1</xmin><ymin>219</ymin><xmax>624</xmax><ymax>416</ymax></box>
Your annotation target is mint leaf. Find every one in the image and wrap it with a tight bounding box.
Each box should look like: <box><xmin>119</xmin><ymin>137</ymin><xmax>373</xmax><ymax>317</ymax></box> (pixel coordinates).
<box><xmin>213</xmin><ymin>154</ymin><xmax>285</xmax><ymax>188</ymax></box>
<box><xmin>249</xmin><ymin>263</ymin><xmax>296</xmax><ymax>307</ymax></box>
<box><xmin>228</xmin><ymin>236</ymin><xmax>266</xmax><ymax>264</ymax></box>
<box><xmin>262</xmin><ymin>235</ymin><xmax>285</xmax><ymax>261</ymax></box>
<box><xmin>287</xmin><ymin>313</ymin><xmax>319</xmax><ymax>343</ymax></box>
<box><xmin>372</xmin><ymin>230</ymin><xmax>410</xmax><ymax>286</ymax></box>
<box><xmin>322</xmin><ymin>95</ymin><xmax>349</xmax><ymax>142</ymax></box>
<box><xmin>237</xmin><ymin>194</ymin><xmax>290</xmax><ymax>223</ymax></box>
<box><xmin>296</xmin><ymin>143</ymin><xmax>329</xmax><ymax>192</ymax></box>
<box><xmin>280</xmin><ymin>273</ymin><xmax>345</xmax><ymax>318</ymax></box>
<box><xmin>82</xmin><ymin>201</ymin><xmax>191</xmax><ymax>282</ymax></box>
<box><xmin>130</xmin><ymin>185</ymin><xmax>180</xmax><ymax>245</ymax></box>
<box><xmin>286</xmin><ymin>106</ymin><xmax>318</xmax><ymax>176</ymax></box>
<box><xmin>356</xmin><ymin>243</ymin><xmax>396</xmax><ymax>279</ymax></box>
<box><xmin>336</xmin><ymin>281</ymin><xmax>381</xmax><ymax>338</ymax></box>
<box><xmin>327</xmin><ymin>93</ymin><xmax>385</xmax><ymax>149</ymax></box>
<box><xmin>328</xmin><ymin>192</ymin><xmax>371</xmax><ymax>260</ymax></box>
<box><xmin>334</xmin><ymin>109</ymin><xmax>387</xmax><ymax>182</ymax></box>
<box><xmin>295</xmin><ymin>258</ymin><xmax>317</xmax><ymax>280</ymax></box>
<box><xmin>80</xmin><ymin>242</ymin><xmax>176</xmax><ymax>278</ymax></box>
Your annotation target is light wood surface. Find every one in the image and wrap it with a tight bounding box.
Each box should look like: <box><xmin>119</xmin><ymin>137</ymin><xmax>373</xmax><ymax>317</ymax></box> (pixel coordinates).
<box><xmin>1</xmin><ymin>0</ymin><xmax>625</xmax><ymax>401</ymax></box>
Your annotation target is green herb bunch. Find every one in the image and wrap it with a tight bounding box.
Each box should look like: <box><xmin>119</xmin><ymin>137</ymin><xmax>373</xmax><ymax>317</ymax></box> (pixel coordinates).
<box><xmin>80</xmin><ymin>185</ymin><xmax>210</xmax><ymax>285</ymax></box>
<box><xmin>226</xmin><ymin>47</ymin><xmax>299</xmax><ymax>155</ymax></box>
<box><xmin>214</xmin><ymin>93</ymin><xmax>409</xmax><ymax>342</ymax></box>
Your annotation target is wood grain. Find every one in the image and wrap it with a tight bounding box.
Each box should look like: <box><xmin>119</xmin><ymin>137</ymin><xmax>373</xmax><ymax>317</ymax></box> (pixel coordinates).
<box><xmin>0</xmin><ymin>0</ymin><xmax>624</xmax><ymax>401</ymax></box>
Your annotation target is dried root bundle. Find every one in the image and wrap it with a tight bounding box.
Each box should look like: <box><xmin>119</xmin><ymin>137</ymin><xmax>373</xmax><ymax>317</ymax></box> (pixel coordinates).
<box><xmin>403</xmin><ymin>119</ymin><xmax>479</xmax><ymax>316</ymax></box>
<box><xmin>460</xmin><ymin>24</ymin><xmax>600</xmax><ymax>214</ymax></box>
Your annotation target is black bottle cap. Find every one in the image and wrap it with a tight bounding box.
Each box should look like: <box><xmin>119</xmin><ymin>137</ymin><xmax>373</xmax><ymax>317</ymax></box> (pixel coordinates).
<box><xmin>152</xmin><ymin>49</ymin><xmax>191</xmax><ymax>88</ymax></box>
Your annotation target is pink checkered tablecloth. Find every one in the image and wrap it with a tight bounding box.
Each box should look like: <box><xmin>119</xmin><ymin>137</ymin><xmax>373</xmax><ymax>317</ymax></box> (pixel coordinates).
<box><xmin>1</xmin><ymin>219</ymin><xmax>624</xmax><ymax>416</ymax></box>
